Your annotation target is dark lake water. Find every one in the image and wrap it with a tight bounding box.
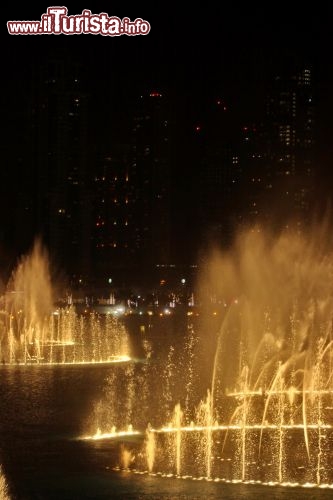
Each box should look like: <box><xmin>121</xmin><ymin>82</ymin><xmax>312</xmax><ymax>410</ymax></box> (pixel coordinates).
<box><xmin>0</xmin><ymin>363</ymin><xmax>332</xmax><ymax>500</ymax></box>
<box><xmin>0</xmin><ymin>313</ymin><xmax>333</xmax><ymax>499</ymax></box>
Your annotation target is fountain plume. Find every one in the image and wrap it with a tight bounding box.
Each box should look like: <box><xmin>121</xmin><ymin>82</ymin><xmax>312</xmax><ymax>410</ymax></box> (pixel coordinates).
<box><xmin>0</xmin><ymin>465</ymin><xmax>11</xmax><ymax>500</ymax></box>
<box><xmin>0</xmin><ymin>240</ymin><xmax>131</xmax><ymax>365</ymax></box>
<box><xmin>83</xmin><ymin>224</ymin><xmax>333</xmax><ymax>485</ymax></box>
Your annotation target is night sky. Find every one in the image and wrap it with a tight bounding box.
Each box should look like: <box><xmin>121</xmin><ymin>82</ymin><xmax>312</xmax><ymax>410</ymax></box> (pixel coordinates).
<box><xmin>2</xmin><ymin>4</ymin><xmax>333</xmax><ymax>276</ymax></box>
<box><xmin>3</xmin><ymin>5</ymin><xmax>333</xmax><ymax>123</ymax></box>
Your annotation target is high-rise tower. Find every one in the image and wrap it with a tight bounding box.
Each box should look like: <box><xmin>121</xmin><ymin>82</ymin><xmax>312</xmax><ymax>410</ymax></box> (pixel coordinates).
<box><xmin>31</xmin><ymin>49</ymin><xmax>92</xmax><ymax>282</ymax></box>
<box><xmin>264</xmin><ymin>66</ymin><xmax>315</xmax><ymax>229</ymax></box>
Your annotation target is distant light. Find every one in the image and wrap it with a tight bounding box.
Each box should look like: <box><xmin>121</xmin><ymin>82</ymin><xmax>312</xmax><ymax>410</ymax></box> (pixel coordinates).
<box><xmin>108</xmin><ymin>278</ymin><xmax>112</xmax><ymax>284</ymax></box>
<box><xmin>181</xmin><ymin>278</ymin><xmax>186</xmax><ymax>284</ymax></box>
<box><xmin>149</xmin><ymin>91</ymin><xmax>162</xmax><ymax>97</ymax></box>
<box><xmin>195</xmin><ymin>125</ymin><xmax>201</xmax><ymax>132</ymax></box>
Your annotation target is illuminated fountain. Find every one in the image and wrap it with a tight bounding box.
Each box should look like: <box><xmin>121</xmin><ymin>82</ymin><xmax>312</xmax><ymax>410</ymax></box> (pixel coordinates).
<box><xmin>0</xmin><ymin>241</ymin><xmax>130</xmax><ymax>365</ymax></box>
<box><xmin>0</xmin><ymin>465</ymin><xmax>11</xmax><ymax>500</ymax></box>
<box><xmin>83</xmin><ymin>227</ymin><xmax>333</xmax><ymax>487</ymax></box>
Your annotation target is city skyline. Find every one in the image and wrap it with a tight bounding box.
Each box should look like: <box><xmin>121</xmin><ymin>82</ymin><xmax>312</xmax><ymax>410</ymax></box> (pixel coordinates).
<box><xmin>2</xmin><ymin>6</ymin><xmax>333</xmax><ymax>290</ymax></box>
